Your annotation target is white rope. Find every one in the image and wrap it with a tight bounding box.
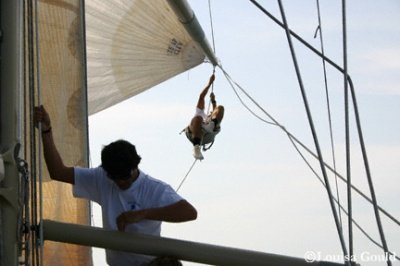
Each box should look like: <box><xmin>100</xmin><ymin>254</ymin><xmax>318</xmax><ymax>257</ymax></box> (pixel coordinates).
<box><xmin>176</xmin><ymin>159</ymin><xmax>198</xmax><ymax>192</ymax></box>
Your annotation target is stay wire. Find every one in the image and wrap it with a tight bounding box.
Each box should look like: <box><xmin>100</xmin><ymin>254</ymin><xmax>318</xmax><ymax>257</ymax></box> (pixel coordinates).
<box><xmin>249</xmin><ymin>1</ymin><xmax>394</xmax><ymax>264</ymax></box>
<box><xmin>277</xmin><ymin>1</ymin><xmax>349</xmax><ymax>259</ymax></box>
<box><xmin>315</xmin><ymin>0</ymin><xmax>343</xmax><ymax>230</ymax></box>
<box><xmin>220</xmin><ymin>66</ymin><xmax>400</xmax><ymax>226</ymax></box>
<box><xmin>287</xmin><ymin>135</ymin><xmax>400</xmax><ymax>261</ymax></box>
<box><xmin>250</xmin><ymin>0</ymin><xmax>394</xmax><ymax>264</ymax></box>
<box><xmin>220</xmin><ymin>65</ymin><xmax>400</xmax><ymax>260</ymax></box>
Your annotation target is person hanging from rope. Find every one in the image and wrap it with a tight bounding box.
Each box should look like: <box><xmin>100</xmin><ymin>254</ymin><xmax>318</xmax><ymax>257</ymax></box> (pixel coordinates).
<box><xmin>33</xmin><ymin>105</ymin><xmax>197</xmax><ymax>266</ymax></box>
<box><xmin>185</xmin><ymin>74</ymin><xmax>225</xmax><ymax>160</ymax></box>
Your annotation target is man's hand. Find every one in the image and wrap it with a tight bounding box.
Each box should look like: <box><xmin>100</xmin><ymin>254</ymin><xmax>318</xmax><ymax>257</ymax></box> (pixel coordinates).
<box><xmin>208</xmin><ymin>74</ymin><xmax>215</xmax><ymax>86</ymax></box>
<box><xmin>210</xmin><ymin>92</ymin><xmax>216</xmax><ymax>102</ymax></box>
<box><xmin>34</xmin><ymin>105</ymin><xmax>51</xmax><ymax>132</ymax></box>
<box><xmin>116</xmin><ymin>210</ymin><xmax>147</xmax><ymax>231</ymax></box>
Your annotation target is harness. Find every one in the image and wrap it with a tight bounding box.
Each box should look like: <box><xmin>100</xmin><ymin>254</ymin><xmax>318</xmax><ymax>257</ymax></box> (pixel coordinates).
<box><xmin>182</xmin><ymin>121</ymin><xmax>220</xmax><ymax>151</ymax></box>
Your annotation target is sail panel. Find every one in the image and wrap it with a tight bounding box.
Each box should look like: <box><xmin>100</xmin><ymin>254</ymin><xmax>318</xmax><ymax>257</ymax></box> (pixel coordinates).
<box><xmin>86</xmin><ymin>0</ymin><xmax>205</xmax><ymax>114</ymax></box>
<box><xmin>36</xmin><ymin>0</ymin><xmax>91</xmax><ymax>265</ymax></box>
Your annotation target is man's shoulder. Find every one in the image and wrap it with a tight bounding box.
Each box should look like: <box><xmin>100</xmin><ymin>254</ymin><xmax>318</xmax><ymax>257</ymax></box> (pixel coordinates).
<box><xmin>75</xmin><ymin>166</ymin><xmax>106</xmax><ymax>176</ymax></box>
<box><xmin>140</xmin><ymin>171</ymin><xmax>166</xmax><ymax>187</ymax></box>
<box><xmin>74</xmin><ymin>166</ymin><xmax>110</xmax><ymax>185</ymax></box>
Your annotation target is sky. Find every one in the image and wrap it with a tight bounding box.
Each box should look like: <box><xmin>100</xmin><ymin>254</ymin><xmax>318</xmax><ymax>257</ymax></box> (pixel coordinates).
<box><xmin>87</xmin><ymin>1</ymin><xmax>400</xmax><ymax>265</ymax></box>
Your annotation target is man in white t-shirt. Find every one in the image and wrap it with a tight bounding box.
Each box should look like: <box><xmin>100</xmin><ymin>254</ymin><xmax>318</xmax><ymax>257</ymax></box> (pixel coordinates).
<box><xmin>34</xmin><ymin>105</ymin><xmax>197</xmax><ymax>266</ymax></box>
<box><xmin>185</xmin><ymin>74</ymin><xmax>225</xmax><ymax>160</ymax></box>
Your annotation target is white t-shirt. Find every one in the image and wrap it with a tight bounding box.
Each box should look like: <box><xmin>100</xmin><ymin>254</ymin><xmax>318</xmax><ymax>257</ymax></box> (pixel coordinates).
<box><xmin>73</xmin><ymin>167</ymin><xmax>183</xmax><ymax>266</ymax></box>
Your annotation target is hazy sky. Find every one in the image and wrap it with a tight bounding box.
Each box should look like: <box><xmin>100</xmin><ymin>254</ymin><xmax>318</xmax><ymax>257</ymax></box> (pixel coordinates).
<box><xmin>88</xmin><ymin>1</ymin><xmax>400</xmax><ymax>265</ymax></box>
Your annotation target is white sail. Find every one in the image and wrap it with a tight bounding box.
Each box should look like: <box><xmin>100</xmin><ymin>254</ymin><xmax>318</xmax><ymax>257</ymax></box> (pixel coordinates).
<box><xmin>1</xmin><ymin>0</ymin><xmax>209</xmax><ymax>265</ymax></box>
<box><xmin>86</xmin><ymin>0</ymin><xmax>205</xmax><ymax>114</ymax></box>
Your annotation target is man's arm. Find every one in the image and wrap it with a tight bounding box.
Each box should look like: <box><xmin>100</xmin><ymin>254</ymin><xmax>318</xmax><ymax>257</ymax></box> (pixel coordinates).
<box><xmin>34</xmin><ymin>105</ymin><xmax>75</xmax><ymax>184</ymax></box>
<box><xmin>197</xmin><ymin>74</ymin><xmax>216</xmax><ymax>108</ymax></box>
<box><xmin>116</xmin><ymin>200</ymin><xmax>197</xmax><ymax>231</ymax></box>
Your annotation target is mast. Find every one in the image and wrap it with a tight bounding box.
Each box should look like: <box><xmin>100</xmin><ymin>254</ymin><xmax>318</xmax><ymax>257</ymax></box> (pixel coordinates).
<box><xmin>0</xmin><ymin>0</ymin><xmax>23</xmax><ymax>265</ymax></box>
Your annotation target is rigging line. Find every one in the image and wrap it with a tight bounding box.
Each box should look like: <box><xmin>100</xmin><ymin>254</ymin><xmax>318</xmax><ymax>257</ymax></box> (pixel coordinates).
<box><xmin>250</xmin><ymin>0</ymin><xmax>394</xmax><ymax>260</ymax></box>
<box><xmin>276</xmin><ymin>0</ymin><xmax>348</xmax><ymax>260</ymax></box>
<box><xmin>34</xmin><ymin>0</ymin><xmax>45</xmax><ymax>264</ymax></box>
<box><xmin>208</xmin><ymin>0</ymin><xmax>216</xmax><ymax>55</ymax></box>
<box><xmin>206</xmin><ymin>0</ymin><xmax>217</xmax><ymax>115</ymax></box>
<box><xmin>22</xmin><ymin>1</ymin><xmax>32</xmax><ymax>264</ymax></box>
<box><xmin>288</xmin><ymin>124</ymin><xmax>400</xmax><ymax>227</ymax></box>
<box><xmin>348</xmin><ymin>77</ymin><xmax>393</xmax><ymax>266</ymax></box>
<box><xmin>15</xmin><ymin>144</ymin><xmax>30</xmax><ymax>265</ymax></box>
<box><xmin>219</xmin><ymin>66</ymin><xmax>277</xmax><ymax>126</ymax></box>
<box><xmin>249</xmin><ymin>0</ymin><xmax>344</xmax><ymax>73</ymax></box>
<box><xmin>206</xmin><ymin>72</ymin><xmax>215</xmax><ymax>115</ymax></box>
<box><xmin>287</xmin><ymin>135</ymin><xmax>400</xmax><ymax>262</ymax></box>
<box><xmin>315</xmin><ymin>0</ymin><xmax>343</xmax><ymax>229</ymax></box>
<box><xmin>27</xmin><ymin>0</ymin><xmax>39</xmax><ymax>264</ymax></box>
<box><xmin>219</xmin><ymin>66</ymin><xmax>400</xmax><ymax>228</ymax></box>
<box><xmin>221</xmin><ymin>66</ymin><xmax>400</xmax><ymax>258</ymax></box>
<box><xmin>176</xmin><ymin>159</ymin><xmax>198</xmax><ymax>192</ymax></box>
<box><xmin>341</xmin><ymin>0</ymin><xmax>355</xmax><ymax>262</ymax></box>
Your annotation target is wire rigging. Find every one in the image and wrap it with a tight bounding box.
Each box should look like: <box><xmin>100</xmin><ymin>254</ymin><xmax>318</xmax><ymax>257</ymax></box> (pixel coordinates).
<box><xmin>249</xmin><ymin>0</ymin><xmax>394</xmax><ymax>263</ymax></box>
<box><xmin>220</xmin><ymin>65</ymin><xmax>398</xmax><ymax>232</ymax></box>
<box><xmin>314</xmin><ymin>0</ymin><xmax>343</xmax><ymax>230</ymax></box>
<box><xmin>276</xmin><ymin>0</ymin><xmax>349</xmax><ymax>261</ymax></box>
<box><xmin>287</xmin><ymin>136</ymin><xmax>400</xmax><ymax>262</ymax></box>
<box><xmin>219</xmin><ymin>64</ymin><xmax>400</xmax><ymax>261</ymax></box>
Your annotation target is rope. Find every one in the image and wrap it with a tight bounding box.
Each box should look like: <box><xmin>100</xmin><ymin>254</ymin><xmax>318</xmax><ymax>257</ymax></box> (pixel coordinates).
<box><xmin>220</xmin><ymin>67</ymin><xmax>277</xmax><ymax>126</ymax></box>
<box><xmin>206</xmin><ymin>71</ymin><xmax>215</xmax><ymax>115</ymax></box>
<box><xmin>314</xmin><ymin>0</ymin><xmax>343</xmax><ymax>229</ymax></box>
<box><xmin>176</xmin><ymin>159</ymin><xmax>198</xmax><ymax>192</ymax></box>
